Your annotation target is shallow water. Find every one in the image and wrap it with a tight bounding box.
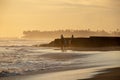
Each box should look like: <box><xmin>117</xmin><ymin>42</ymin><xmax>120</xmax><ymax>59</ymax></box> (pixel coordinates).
<box><xmin>0</xmin><ymin>67</ymin><xmax>105</xmax><ymax>80</ymax></box>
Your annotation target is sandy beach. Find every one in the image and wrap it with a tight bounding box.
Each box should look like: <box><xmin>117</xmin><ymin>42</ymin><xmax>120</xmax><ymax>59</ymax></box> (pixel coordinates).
<box><xmin>81</xmin><ymin>67</ymin><xmax>120</xmax><ymax>80</ymax></box>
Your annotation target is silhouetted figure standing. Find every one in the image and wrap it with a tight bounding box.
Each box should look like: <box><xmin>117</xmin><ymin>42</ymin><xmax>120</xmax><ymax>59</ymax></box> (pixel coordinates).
<box><xmin>68</xmin><ymin>35</ymin><xmax>74</xmax><ymax>47</ymax></box>
<box><xmin>61</xmin><ymin>34</ymin><xmax>66</xmax><ymax>52</ymax></box>
<box><xmin>71</xmin><ymin>35</ymin><xmax>74</xmax><ymax>45</ymax></box>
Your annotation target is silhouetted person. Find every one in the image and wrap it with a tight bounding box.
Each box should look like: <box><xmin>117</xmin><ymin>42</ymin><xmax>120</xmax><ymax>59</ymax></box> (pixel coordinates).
<box><xmin>71</xmin><ymin>35</ymin><xmax>74</xmax><ymax>43</ymax></box>
<box><xmin>61</xmin><ymin>34</ymin><xmax>66</xmax><ymax>52</ymax></box>
<box><xmin>69</xmin><ymin>35</ymin><xmax>74</xmax><ymax>47</ymax></box>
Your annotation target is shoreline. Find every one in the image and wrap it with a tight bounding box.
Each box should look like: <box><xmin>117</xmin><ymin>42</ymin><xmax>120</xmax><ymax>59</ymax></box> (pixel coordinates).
<box><xmin>66</xmin><ymin>46</ymin><xmax>120</xmax><ymax>51</ymax></box>
<box><xmin>0</xmin><ymin>64</ymin><xmax>103</xmax><ymax>78</ymax></box>
<box><xmin>41</xmin><ymin>46</ymin><xmax>120</xmax><ymax>51</ymax></box>
<box><xmin>39</xmin><ymin>44</ymin><xmax>120</xmax><ymax>51</ymax></box>
<box><xmin>0</xmin><ymin>66</ymin><xmax>119</xmax><ymax>80</ymax></box>
<box><xmin>80</xmin><ymin>67</ymin><xmax>120</xmax><ymax>80</ymax></box>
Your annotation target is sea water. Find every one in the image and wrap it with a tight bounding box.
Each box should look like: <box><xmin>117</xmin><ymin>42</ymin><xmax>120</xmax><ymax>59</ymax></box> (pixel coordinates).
<box><xmin>0</xmin><ymin>39</ymin><xmax>120</xmax><ymax>80</ymax></box>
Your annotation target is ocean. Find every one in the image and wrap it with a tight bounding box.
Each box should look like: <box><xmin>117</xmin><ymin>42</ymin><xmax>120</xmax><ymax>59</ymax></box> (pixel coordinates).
<box><xmin>0</xmin><ymin>39</ymin><xmax>120</xmax><ymax>80</ymax></box>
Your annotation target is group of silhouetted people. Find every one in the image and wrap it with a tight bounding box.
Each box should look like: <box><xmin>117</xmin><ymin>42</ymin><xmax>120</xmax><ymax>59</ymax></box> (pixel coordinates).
<box><xmin>60</xmin><ymin>34</ymin><xmax>74</xmax><ymax>51</ymax></box>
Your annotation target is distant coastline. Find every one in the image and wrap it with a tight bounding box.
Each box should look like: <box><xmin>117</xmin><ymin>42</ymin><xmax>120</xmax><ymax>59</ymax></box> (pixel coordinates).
<box><xmin>22</xmin><ymin>30</ymin><xmax>120</xmax><ymax>39</ymax></box>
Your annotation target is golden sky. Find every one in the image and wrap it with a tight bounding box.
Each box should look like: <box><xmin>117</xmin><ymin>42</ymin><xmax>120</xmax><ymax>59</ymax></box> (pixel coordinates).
<box><xmin>0</xmin><ymin>0</ymin><xmax>120</xmax><ymax>37</ymax></box>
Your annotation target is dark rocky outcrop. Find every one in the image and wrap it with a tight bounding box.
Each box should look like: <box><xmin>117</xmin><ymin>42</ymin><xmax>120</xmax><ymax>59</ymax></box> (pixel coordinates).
<box><xmin>41</xmin><ymin>36</ymin><xmax>120</xmax><ymax>48</ymax></box>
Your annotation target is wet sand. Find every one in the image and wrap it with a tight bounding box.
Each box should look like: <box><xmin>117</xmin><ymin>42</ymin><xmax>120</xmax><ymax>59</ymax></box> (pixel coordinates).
<box><xmin>67</xmin><ymin>47</ymin><xmax>120</xmax><ymax>51</ymax></box>
<box><xmin>81</xmin><ymin>67</ymin><xmax>120</xmax><ymax>80</ymax></box>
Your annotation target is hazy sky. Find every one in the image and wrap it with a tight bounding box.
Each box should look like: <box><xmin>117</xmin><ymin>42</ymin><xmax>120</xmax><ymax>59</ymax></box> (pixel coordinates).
<box><xmin>0</xmin><ymin>0</ymin><xmax>120</xmax><ymax>37</ymax></box>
